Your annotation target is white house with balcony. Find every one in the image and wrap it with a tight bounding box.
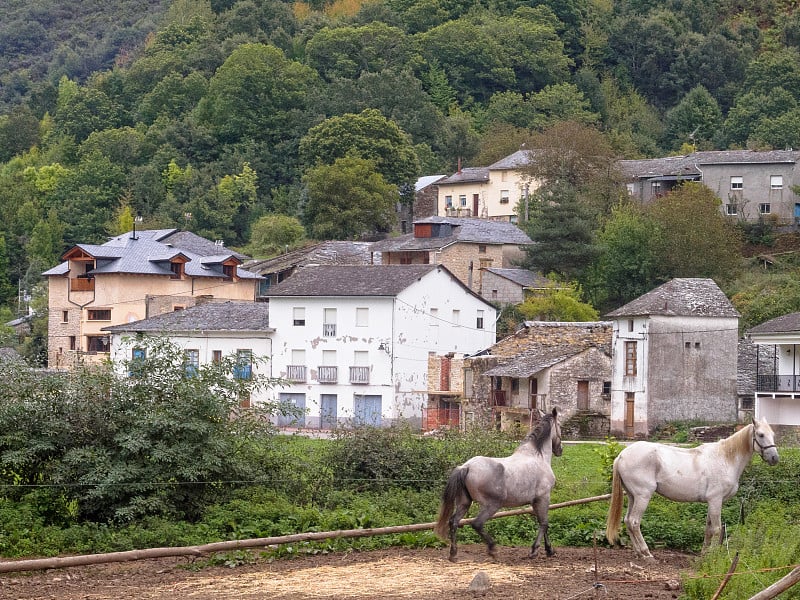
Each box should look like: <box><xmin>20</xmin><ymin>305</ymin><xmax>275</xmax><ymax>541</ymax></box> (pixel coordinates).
<box><xmin>747</xmin><ymin>312</ymin><xmax>800</xmax><ymax>426</ymax></box>
<box><xmin>264</xmin><ymin>264</ymin><xmax>497</xmax><ymax>429</ymax></box>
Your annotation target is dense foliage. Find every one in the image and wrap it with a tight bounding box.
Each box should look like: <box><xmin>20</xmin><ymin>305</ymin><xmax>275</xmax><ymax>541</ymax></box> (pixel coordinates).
<box><xmin>1</xmin><ymin>0</ymin><xmax>800</xmax><ymax>355</ymax></box>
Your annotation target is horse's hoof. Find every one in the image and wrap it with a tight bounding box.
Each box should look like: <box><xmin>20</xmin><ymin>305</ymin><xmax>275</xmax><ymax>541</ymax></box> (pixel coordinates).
<box><xmin>448</xmin><ymin>556</ymin><xmax>458</xmax><ymax>563</ymax></box>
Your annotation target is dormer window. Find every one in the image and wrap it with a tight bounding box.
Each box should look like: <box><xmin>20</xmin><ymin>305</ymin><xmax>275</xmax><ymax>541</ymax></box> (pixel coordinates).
<box><xmin>170</xmin><ymin>261</ymin><xmax>184</xmax><ymax>279</ymax></box>
<box><xmin>223</xmin><ymin>264</ymin><xmax>236</xmax><ymax>278</ymax></box>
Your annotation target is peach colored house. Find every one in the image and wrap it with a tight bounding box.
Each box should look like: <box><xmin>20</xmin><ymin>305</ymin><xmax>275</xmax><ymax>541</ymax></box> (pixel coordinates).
<box><xmin>437</xmin><ymin>150</ymin><xmax>540</xmax><ymax>222</ymax></box>
<box><xmin>42</xmin><ymin>229</ymin><xmax>262</xmax><ymax>369</ymax></box>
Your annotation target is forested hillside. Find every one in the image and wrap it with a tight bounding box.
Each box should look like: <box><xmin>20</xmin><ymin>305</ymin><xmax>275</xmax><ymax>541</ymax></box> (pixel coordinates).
<box><xmin>1</xmin><ymin>0</ymin><xmax>800</xmax><ymax>362</ymax></box>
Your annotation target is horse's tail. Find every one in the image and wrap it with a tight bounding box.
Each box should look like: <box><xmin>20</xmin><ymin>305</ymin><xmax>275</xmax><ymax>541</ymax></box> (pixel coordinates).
<box><xmin>434</xmin><ymin>466</ymin><xmax>469</xmax><ymax>540</ymax></box>
<box><xmin>605</xmin><ymin>459</ymin><xmax>623</xmax><ymax>546</ymax></box>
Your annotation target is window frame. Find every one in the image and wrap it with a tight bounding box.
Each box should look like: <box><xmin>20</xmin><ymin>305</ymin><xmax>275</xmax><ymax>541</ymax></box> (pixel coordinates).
<box><xmin>771</xmin><ymin>175</ymin><xmax>784</xmax><ymax>190</ymax></box>
<box><xmin>624</xmin><ymin>341</ymin><xmax>637</xmax><ymax>376</ymax></box>
<box><xmin>87</xmin><ymin>309</ymin><xmax>111</xmax><ymax>321</ymax></box>
<box><xmin>759</xmin><ymin>203</ymin><xmax>771</xmax><ymax>214</ymax></box>
<box><xmin>293</xmin><ymin>307</ymin><xmax>306</xmax><ymax>326</ymax></box>
<box><xmin>730</xmin><ymin>176</ymin><xmax>743</xmax><ymax>190</ymax></box>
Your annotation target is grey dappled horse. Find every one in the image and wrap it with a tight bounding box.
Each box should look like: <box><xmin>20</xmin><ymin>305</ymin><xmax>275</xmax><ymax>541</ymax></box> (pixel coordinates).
<box><xmin>606</xmin><ymin>417</ymin><xmax>779</xmax><ymax>559</ymax></box>
<box><xmin>434</xmin><ymin>407</ymin><xmax>563</xmax><ymax>562</ymax></box>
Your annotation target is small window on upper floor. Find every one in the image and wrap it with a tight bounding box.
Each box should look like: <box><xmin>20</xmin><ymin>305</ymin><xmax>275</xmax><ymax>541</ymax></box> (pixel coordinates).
<box><xmin>62</xmin><ymin>310</ymin><xmax>69</xmax><ymax>323</ymax></box>
<box><xmin>184</xmin><ymin>349</ymin><xmax>200</xmax><ymax>377</ymax></box>
<box><xmin>87</xmin><ymin>309</ymin><xmax>111</xmax><ymax>321</ymax></box>
<box><xmin>223</xmin><ymin>264</ymin><xmax>236</xmax><ymax>278</ymax></box>
<box><xmin>627</xmin><ymin>319</ymin><xmax>634</xmax><ymax>332</ymax></box>
<box><xmin>500</xmin><ymin>190</ymin><xmax>510</xmax><ymax>204</ymax></box>
<box><xmin>771</xmin><ymin>175</ymin><xmax>783</xmax><ymax>189</ymax></box>
<box><xmin>170</xmin><ymin>261</ymin><xmax>184</xmax><ymax>279</ymax></box>
<box><xmin>293</xmin><ymin>307</ymin><xmax>306</xmax><ymax>326</ymax></box>
<box><xmin>731</xmin><ymin>176</ymin><xmax>743</xmax><ymax>190</ymax></box>
<box><xmin>212</xmin><ymin>350</ymin><xmax>222</xmax><ymax>363</ymax></box>
<box><xmin>356</xmin><ymin>307</ymin><xmax>369</xmax><ymax>327</ymax></box>
<box><xmin>478</xmin><ymin>244</ymin><xmax>487</xmax><ymax>253</ymax></box>
<box><xmin>476</xmin><ymin>310</ymin><xmax>484</xmax><ymax>330</ymax></box>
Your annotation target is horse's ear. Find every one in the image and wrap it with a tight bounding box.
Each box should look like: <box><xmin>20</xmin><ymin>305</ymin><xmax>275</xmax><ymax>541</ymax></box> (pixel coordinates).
<box><xmin>551</xmin><ymin>407</ymin><xmax>558</xmax><ymax>419</ymax></box>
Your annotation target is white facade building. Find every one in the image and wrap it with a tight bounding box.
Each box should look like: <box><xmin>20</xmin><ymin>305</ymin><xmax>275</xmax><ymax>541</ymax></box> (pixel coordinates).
<box><xmin>265</xmin><ymin>265</ymin><xmax>497</xmax><ymax>428</ymax></box>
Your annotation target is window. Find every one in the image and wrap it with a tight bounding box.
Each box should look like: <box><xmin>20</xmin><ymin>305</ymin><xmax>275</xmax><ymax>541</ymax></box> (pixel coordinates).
<box><xmin>430</xmin><ymin>307</ymin><xmax>439</xmax><ymax>326</ymax></box>
<box><xmin>602</xmin><ymin>381</ymin><xmax>611</xmax><ymax>395</ymax></box>
<box><xmin>293</xmin><ymin>307</ymin><xmax>306</xmax><ymax>326</ymax></box>
<box><xmin>452</xmin><ymin>309</ymin><xmax>460</xmax><ymax>325</ymax></box>
<box><xmin>627</xmin><ymin>319</ymin><xmax>634</xmax><ymax>332</ymax></box>
<box><xmin>234</xmin><ymin>349</ymin><xmax>252</xmax><ymax>380</ymax></box>
<box><xmin>651</xmin><ymin>181</ymin><xmax>662</xmax><ymax>193</ymax></box>
<box><xmin>356</xmin><ymin>307</ymin><xmax>369</xmax><ymax>327</ymax></box>
<box><xmin>624</xmin><ymin>341</ymin><xmax>637</xmax><ymax>376</ymax></box>
<box><xmin>223</xmin><ymin>264</ymin><xmax>236</xmax><ymax>278</ymax></box>
<box><xmin>445</xmin><ymin>195</ymin><xmax>453</xmax><ymax>208</ymax></box>
<box><xmin>759</xmin><ymin>203</ymin><xmax>771</xmax><ymax>214</ymax></box>
<box><xmin>61</xmin><ymin>310</ymin><xmax>69</xmax><ymax>323</ymax></box>
<box><xmin>69</xmin><ymin>336</ymin><xmax>76</xmax><ymax>351</ymax></box>
<box><xmin>287</xmin><ymin>349</ymin><xmax>306</xmax><ymax>382</ymax></box>
<box><xmin>476</xmin><ymin>310</ymin><xmax>484</xmax><ymax>330</ymax></box>
<box><xmin>478</xmin><ymin>244</ymin><xmax>487</xmax><ymax>254</ymax></box>
<box><xmin>184</xmin><ymin>349</ymin><xmax>199</xmax><ymax>377</ymax></box>
<box><xmin>130</xmin><ymin>347</ymin><xmax>146</xmax><ymax>377</ymax></box>
<box><xmin>212</xmin><ymin>350</ymin><xmax>222</xmax><ymax>363</ymax></box>
<box><xmin>771</xmin><ymin>175</ymin><xmax>783</xmax><ymax>189</ymax></box>
<box><xmin>492</xmin><ymin>290</ymin><xmax>498</xmax><ymax>299</ymax></box>
<box><xmin>726</xmin><ymin>204</ymin><xmax>737</xmax><ymax>216</ymax></box>
<box><xmin>173</xmin><ymin>305</ymin><xmax>185</xmax><ymax>311</ymax></box>
<box><xmin>170</xmin><ymin>261</ymin><xmax>184</xmax><ymax>279</ymax></box>
<box><xmin>459</xmin><ymin>195</ymin><xmax>467</xmax><ymax>207</ymax></box>
<box><xmin>350</xmin><ymin>351</ymin><xmax>370</xmax><ymax>384</ymax></box>
<box><xmin>731</xmin><ymin>176</ymin><xmax>743</xmax><ymax>190</ymax></box>
<box><xmin>87</xmin><ymin>309</ymin><xmax>111</xmax><ymax>321</ymax></box>
<box><xmin>323</xmin><ymin>308</ymin><xmax>337</xmax><ymax>337</ymax></box>
<box><xmin>87</xmin><ymin>336</ymin><xmax>110</xmax><ymax>352</ymax></box>
<box><xmin>511</xmin><ymin>378</ymin><xmax>519</xmax><ymax>394</ymax></box>
<box><xmin>500</xmin><ymin>190</ymin><xmax>510</xmax><ymax>204</ymax></box>
<box><xmin>319</xmin><ymin>350</ymin><xmax>337</xmax><ymax>383</ymax></box>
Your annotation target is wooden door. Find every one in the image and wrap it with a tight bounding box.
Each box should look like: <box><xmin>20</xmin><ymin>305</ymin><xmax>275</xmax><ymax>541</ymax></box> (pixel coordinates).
<box><xmin>624</xmin><ymin>393</ymin><xmax>635</xmax><ymax>438</ymax></box>
<box><xmin>577</xmin><ymin>380</ymin><xmax>589</xmax><ymax>410</ymax></box>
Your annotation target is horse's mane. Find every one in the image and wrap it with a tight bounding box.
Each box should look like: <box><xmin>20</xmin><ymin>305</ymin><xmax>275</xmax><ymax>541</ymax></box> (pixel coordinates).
<box><xmin>521</xmin><ymin>414</ymin><xmax>554</xmax><ymax>454</ymax></box>
<box><xmin>719</xmin><ymin>423</ymin><xmax>753</xmax><ymax>462</ymax></box>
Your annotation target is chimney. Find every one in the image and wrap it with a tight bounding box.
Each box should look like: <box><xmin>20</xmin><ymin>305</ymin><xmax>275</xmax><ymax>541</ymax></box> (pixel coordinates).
<box><xmin>457</xmin><ymin>156</ymin><xmax>462</xmax><ymax>174</ymax></box>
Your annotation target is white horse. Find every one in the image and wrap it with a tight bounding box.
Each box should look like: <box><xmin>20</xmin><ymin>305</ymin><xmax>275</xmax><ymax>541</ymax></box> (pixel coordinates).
<box><xmin>606</xmin><ymin>417</ymin><xmax>779</xmax><ymax>559</ymax></box>
<box><xmin>434</xmin><ymin>408</ymin><xmax>562</xmax><ymax>562</ymax></box>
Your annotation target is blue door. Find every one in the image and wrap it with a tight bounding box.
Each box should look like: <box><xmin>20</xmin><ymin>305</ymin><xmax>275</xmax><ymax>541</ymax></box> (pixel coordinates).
<box><xmin>320</xmin><ymin>394</ymin><xmax>338</xmax><ymax>429</ymax></box>
<box><xmin>354</xmin><ymin>395</ymin><xmax>382</xmax><ymax>427</ymax></box>
<box><xmin>277</xmin><ymin>393</ymin><xmax>306</xmax><ymax>427</ymax></box>
<box><xmin>795</xmin><ymin>203</ymin><xmax>800</xmax><ymax>222</ymax></box>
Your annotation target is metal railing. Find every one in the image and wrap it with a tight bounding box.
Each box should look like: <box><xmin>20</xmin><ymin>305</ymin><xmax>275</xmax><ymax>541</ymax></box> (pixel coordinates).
<box><xmin>349</xmin><ymin>366</ymin><xmax>370</xmax><ymax>384</ymax></box>
<box><xmin>757</xmin><ymin>374</ymin><xmax>800</xmax><ymax>392</ymax></box>
<box><xmin>323</xmin><ymin>323</ymin><xmax>336</xmax><ymax>337</ymax></box>
<box><xmin>286</xmin><ymin>365</ymin><xmax>306</xmax><ymax>382</ymax></box>
<box><xmin>317</xmin><ymin>366</ymin><xmax>338</xmax><ymax>383</ymax></box>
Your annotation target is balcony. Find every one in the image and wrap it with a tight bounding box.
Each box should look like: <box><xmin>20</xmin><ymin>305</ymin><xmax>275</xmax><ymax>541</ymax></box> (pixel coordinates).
<box><xmin>71</xmin><ymin>277</ymin><xmax>95</xmax><ymax>292</ymax></box>
<box><xmin>286</xmin><ymin>365</ymin><xmax>307</xmax><ymax>382</ymax></box>
<box><xmin>757</xmin><ymin>375</ymin><xmax>800</xmax><ymax>393</ymax></box>
<box><xmin>317</xmin><ymin>366</ymin><xmax>338</xmax><ymax>383</ymax></box>
<box><xmin>349</xmin><ymin>366</ymin><xmax>370</xmax><ymax>384</ymax></box>
<box><xmin>323</xmin><ymin>323</ymin><xmax>337</xmax><ymax>337</ymax></box>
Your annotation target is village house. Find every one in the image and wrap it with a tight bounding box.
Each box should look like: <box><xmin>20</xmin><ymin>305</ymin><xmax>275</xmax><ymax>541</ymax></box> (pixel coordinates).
<box><xmin>264</xmin><ymin>264</ymin><xmax>496</xmax><ymax>429</ymax></box>
<box><xmin>479</xmin><ymin>268</ymin><xmax>555</xmax><ymax>305</ymax></box>
<box><xmin>620</xmin><ymin>150</ymin><xmax>800</xmax><ymax>223</ymax></box>
<box><xmin>103</xmin><ymin>301</ymin><xmax>273</xmax><ymax>407</ymax></box>
<box><xmin>42</xmin><ymin>229</ymin><xmax>262</xmax><ymax>370</ymax></box>
<box><xmin>370</xmin><ymin>216</ymin><xmax>533</xmax><ymax>295</ymax></box>
<box><xmin>605</xmin><ymin>278</ymin><xmax>740</xmax><ymax>438</ymax></box>
<box><xmin>436</xmin><ymin>150</ymin><xmax>538</xmax><ymax>222</ymax></box>
<box><xmin>746</xmin><ymin>312</ymin><xmax>800</xmax><ymax>433</ymax></box>
<box><xmin>427</xmin><ymin>321</ymin><xmax>612</xmax><ymax>435</ymax></box>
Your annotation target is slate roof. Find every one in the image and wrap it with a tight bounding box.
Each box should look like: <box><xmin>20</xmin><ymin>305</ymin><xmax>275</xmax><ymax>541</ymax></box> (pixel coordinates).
<box><xmin>438</xmin><ymin>167</ymin><xmax>489</xmax><ymax>185</ymax></box>
<box><xmin>605</xmin><ymin>278</ymin><xmax>740</xmax><ymax>318</ymax></box>
<box><xmin>747</xmin><ymin>311</ymin><xmax>800</xmax><ymax>334</ymax></box>
<box><xmin>102</xmin><ymin>301</ymin><xmax>271</xmax><ymax>333</ymax></box>
<box><xmin>483</xmin><ymin>344</ymin><xmax>591</xmax><ymax>377</ymax></box>
<box><xmin>619</xmin><ymin>150</ymin><xmax>800</xmax><ymax>180</ymax></box>
<box><xmin>243</xmin><ymin>241</ymin><xmax>373</xmax><ymax>276</ymax></box>
<box><xmin>370</xmin><ymin>217</ymin><xmax>532</xmax><ymax>253</ymax></box>
<box><xmin>42</xmin><ymin>230</ymin><xmax>260</xmax><ymax>280</ymax></box>
<box><xmin>488</xmin><ymin>149</ymin><xmax>536</xmax><ymax>170</ymax></box>
<box><xmin>264</xmin><ymin>265</ymin><xmax>445</xmax><ymax>297</ymax></box>
<box><xmin>484</xmin><ymin>268</ymin><xmax>551</xmax><ymax>288</ymax></box>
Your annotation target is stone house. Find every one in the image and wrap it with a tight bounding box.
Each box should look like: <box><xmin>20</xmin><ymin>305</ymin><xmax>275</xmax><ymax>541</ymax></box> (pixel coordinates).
<box><xmin>619</xmin><ymin>150</ymin><xmax>800</xmax><ymax>223</ymax></box>
<box><xmin>370</xmin><ymin>216</ymin><xmax>532</xmax><ymax>294</ymax></box>
<box><xmin>42</xmin><ymin>229</ymin><xmax>261</xmax><ymax>370</ymax></box>
<box><xmin>479</xmin><ymin>268</ymin><xmax>555</xmax><ymax>305</ymax></box>
<box><xmin>427</xmin><ymin>321</ymin><xmax>612</xmax><ymax>435</ymax></box>
<box><xmin>606</xmin><ymin>278</ymin><xmax>740</xmax><ymax>438</ymax></box>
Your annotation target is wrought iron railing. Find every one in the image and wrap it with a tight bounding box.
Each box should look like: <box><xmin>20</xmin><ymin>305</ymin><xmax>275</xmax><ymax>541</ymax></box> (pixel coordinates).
<box><xmin>757</xmin><ymin>374</ymin><xmax>800</xmax><ymax>392</ymax></box>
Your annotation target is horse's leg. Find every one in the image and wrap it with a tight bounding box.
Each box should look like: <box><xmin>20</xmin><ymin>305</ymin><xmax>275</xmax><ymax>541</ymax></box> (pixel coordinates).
<box><xmin>447</xmin><ymin>496</ymin><xmax>472</xmax><ymax>563</ymax></box>
<box><xmin>623</xmin><ymin>490</ymin><xmax>654</xmax><ymax>560</ymax></box>
<box><xmin>529</xmin><ymin>494</ymin><xmax>554</xmax><ymax>558</ymax></box>
<box><xmin>471</xmin><ymin>503</ymin><xmax>501</xmax><ymax>558</ymax></box>
<box><xmin>703</xmin><ymin>499</ymin><xmax>723</xmax><ymax>550</ymax></box>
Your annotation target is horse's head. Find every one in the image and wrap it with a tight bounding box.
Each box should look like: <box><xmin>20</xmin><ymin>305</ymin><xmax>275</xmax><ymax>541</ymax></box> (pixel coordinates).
<box><xmin>550</xmin><ymin>407</ymin><xmax>563</xmax><ymax>457</ymax></box>
<box><xmin>752</xmin><ymin>417</ymin><xmax>779</xmax><ymax>466</ymax></box>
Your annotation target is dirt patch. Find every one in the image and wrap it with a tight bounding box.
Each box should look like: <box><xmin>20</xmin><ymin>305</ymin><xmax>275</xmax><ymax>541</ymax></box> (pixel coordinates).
<box><xmin>0</xmin><ymin>545</ymin><xmax>696</xmax><ymax>600</ymax></box>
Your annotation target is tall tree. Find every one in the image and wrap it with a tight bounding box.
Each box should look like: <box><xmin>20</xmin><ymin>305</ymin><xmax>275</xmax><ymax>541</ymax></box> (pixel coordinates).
<box><xmin>303</xmin><ymin>156</ymin><xmax>397</xmax><ymax>240</ymax></box>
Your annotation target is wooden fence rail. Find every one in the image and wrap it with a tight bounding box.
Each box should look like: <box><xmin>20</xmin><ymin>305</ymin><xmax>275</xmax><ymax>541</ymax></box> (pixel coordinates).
<box><xmin>0</xmin><ymin>494</ymin><xmax>611</xmax><ymax>574</ymax></box>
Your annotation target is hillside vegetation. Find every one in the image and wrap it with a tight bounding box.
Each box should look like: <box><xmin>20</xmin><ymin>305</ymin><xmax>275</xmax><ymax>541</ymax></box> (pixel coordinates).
<box><xmin>1</xmin><ymin>0</ymin><xmax>800</xmax><ymax>360</ymax></box>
